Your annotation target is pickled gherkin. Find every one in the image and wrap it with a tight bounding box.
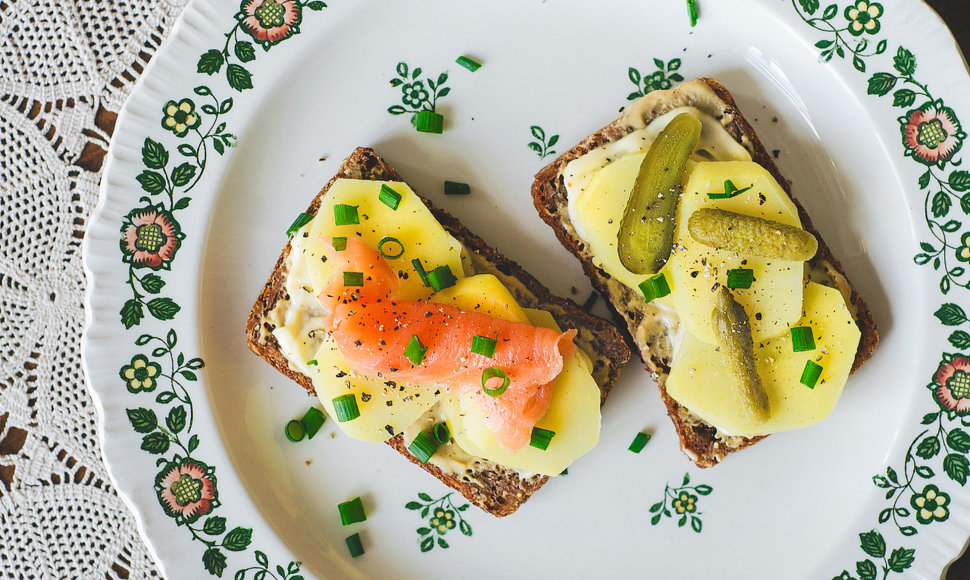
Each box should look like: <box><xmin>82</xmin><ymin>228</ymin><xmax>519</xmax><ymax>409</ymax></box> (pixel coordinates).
<box><xmin>687</xmin><ymin>208</ymin><xmax>818</xmax><ymax>261</ymax></box>
<box><xmin>617</xmin><ymin>113</ymin><xmax>702</xmax><ymax>274</ymax></box>
<box><xmin>711</xmin><ymin>287</ymin><xmax>770</xmax><ymax>424</ymax></box>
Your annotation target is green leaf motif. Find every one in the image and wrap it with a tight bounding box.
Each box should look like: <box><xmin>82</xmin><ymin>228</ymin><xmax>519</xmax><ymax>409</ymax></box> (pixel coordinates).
<box><xmin>932</xmin><ymin>190</ymin><xmax>951</xmax><ymax>217</ymax></box>
<box><xmin>420</xmin><ymin>536</ymin><xmax>433</xmax><ymax>552</ymax></box>
<box><xmin>405</xmin><ymin>501</ymin><xmax>422</xmax><ymax>510</ymax></box>
<box><xmin>949</xmin><ymin>330</ymin><xmax>970</xmax><ymax>349</ymax></box>
<box><xmin>188</xmin><ymin>434</ymin><xmax>200</xmax><ymax>452</ymax></box>
<box><xmin>234</xmin><ymin>41</ymin><xmax>256</xmax><ymax>63</ymax></box>
<box><xmin>203</xmin><ymin>516</ymin><xmax>227</xmax><ymax>535</ymax></box>
<box><xmin>944</xmin><ymin>453</ymin><xmax>970</xmax><ymax>485</ymax></box>
<box><xmin>867</xmin><ymin>73</ymin><xmax>897</xmax><ymax>97</ymax></box>
<box><xmin>137</xmin><ymin>170</ymin><xmax>166</xmax><ymax>194</ymax></box>
<box><xmin>308</xmin><ymin>1</ymin><xmax>327</xmax><ymax>9</ymax></box>
<box><xmin>859</xmin><ymin>530</ymin><xmax>886</xmax><ymax>559</ymax></box>
<box><xmin>695</xmin><ymin>484</ymin><xmax>713</xmax><ymax>495</ymax></box>
<box><xmin>126</xmin><ymin>408</ymin><xmax>158</xmax><ymax>433</ymax></box>
<box><xmin>146</xmin><ymin>298</ymin><xmax>180</xmax><ymax>321</ymax></box>
<box><xmin>856</xmin><ymin>558</ymin><xmax>877</xmax><ymax>580</ymax></box>
<box><xmin>227</xmin><ymin>64</ymin><xmax>253</xmax><ymax>91</ymax></box>
<box><xmin>166</xmin><ymin>406</ymin><xmax>187</xmax><ymax>434</ymax></box>
<box><xmin>142</xmin><ymin>138</ymin><xmax>169</xmax><ymax>169</ymax></box>
<box><xmin>120</xmin><ymin>299</ymin><xmax>144</xmax><ymax>329</ymax></box>
<box><xmin>821</xmin><ymin>3</ymin><xmax>837</xmax><ymax>20</ymax></box>
<box><xmin>141</xmin><ymin>431</ymin><xmax>170</xmax><ymax>454</ymax></box>
<box><xmin>798</xmin><ymin>0</ymin><xmax>819</xmax><ymax>14</ymax></box>
<box><xmin>887</xmin><ymin>547</ymin><xmax>915</xmax><ymax>573</ymax></box>
<box><xmin>893</xmin><ymin>48</ymin><xmax>917</xmax><ymax>76</ymax></box>
<box><xmin>892</xmin><ymin>89</ymin><xmax>916</xmax><ymax>108</ymax></box>
<box><xmin>934</xmin><ymin>303</ymin><xmax>968</xmax><ymax>326</ymax></box>
<box><xmin>203</xmin><ymin>547</ymin><xmax>227</xmax><ymax>577</ymax></box>
<box><xmin>141</xmin><ymin>273</ymin><xmax>166</xmax><ymax>294</ymax></box>
<box><xmin>950</xmin><ymin>170</ymin><xmax>970</xmax><ymax>192</ymax></box>
<box><xmin>915</xmin><ymin>435</ymin><xmax>941</xmax><ymax>459</ymax></box>
<box><xmin>197</xmin><ymin>50</ymin><xmax>224</xmax><ymax>75</ymax></box>
<box><xmin>171</xmin><ymin>162</ymin><xmax>197</xmax><ymax>188</ymax></box>
<box><xmin>222</xmin><ymin>527</ymin><xmax>253</xmax><ymax>552</ymax></box>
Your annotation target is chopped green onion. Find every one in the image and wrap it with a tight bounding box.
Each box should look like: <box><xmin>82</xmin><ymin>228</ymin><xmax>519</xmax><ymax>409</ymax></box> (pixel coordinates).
<box><xmin>800</xmin><ymin>360</ymin><xmax>823</xmax><ymax>389</ymax></box>
<box><xmin>559</xmin><ymin>468</ymin><xmax>568</xmax><ymax>476</ymax></box>
<box><xmin>428</xmin><ymin>265</ymin><xmax>457</xmax><ymax>292</ymax></box>
<box><xmin>444</xmin><ymin>180</ymin><xmax>471</xmax><ymax>195</ymax></box>
<box><xmin>408</xmin><ymin>430</ymin><xmax>438</xmax><ymax>464</ymax></box>
<box><xmin>638</xmin><ymin>273</ymin><xmax>671</xmax><ymax>302</ymax></box>
<box><xmin>686</xmin><ymin>0</ymin><xmax>698</xmax><ymax>27</ymax></box>
<box><xmin>378</xmin><ymin>236</ymin><xmax>404</xmax><ymax>259</ymax></box>
<box><xmin>286</xmin><ymin>212</ymin><xmax>314</xmax><ymax>236</ymax></box>
<box><xmin>332</xmin><ymin>394</ymin><xmax>360</xmax><ymax>422</ymax></box>
<box><xmin>727</xmin><ymin>268</ymin><xmax>754</xmax><ymax>289</ymax></box>
<box><xmin>332</xmin><ymin>236</ymin><xmax>348</xmax><ymax>251</ymax></box>
<box><xmin>530</xmin><ymin>427</ymin><xmax>556</xmax><ymax>450</ymax></box>
<box><xmin>456</xmin><ymin>55</ymin><xmax>482</xmax><ymax>72</ymax></box>
<box><xmin>333</xmin><ymin>204</ymin><xmax>359</xmax><ymax>225</ymax></box>
<box><xmin>481</xmin><ymin>367</ymin><xmax>509</xmax><ymax>397</ymax></box>
<box><xmin>628</xmin><ymin>432</ymin><xmax>652</xmax><ymax>453</ymax></box>
<box><xmin>345</xmin><ymin>533</ymin><xmax>364</xmax><ymax>558</ymax></box>
<box><xmin>379</xmin><ymin>184</ymin><xmax>402</xmax><ymax>210</ymax></box>
<box><xmin>707</xmin><ymin>179</ymin><xmax>752</xmax><ymax>199</ymax></box>
<box><xmin>343</xmin><ymin>271</ymin><xmax>364</xmax><ymax>287</ymax></box>
<box><xmin>433</xmin><ymin>422</ymin><xmax>450</xmax><ymax>445</ymax></box>
<box><xmin>470</xmin><ymin>335</ymin><xmax>497</xmax><ymax>358</ymax></box>
<box><xmin>284</xmin><ymin>419</ymin><xmax>305</xmax><ymax>442</ymax></box>
<box><xmin>412</xmin><ymin>258</ymin><xmax>430</xmax><ymax>286</ymax></box>
<box><xmin>412</xmin><ymin>110</ymin><xmax>444</xmax><ymax>134</ymax></box>
<box><xmin>791</xmin><ymin>326</ymin><xmax>816</xmax><ymax>352</ymax></box>
<box><xmin>306</xmin><ymin>359</ymin><xmax>318</xmax><ymax>366</ymax></box>
<box><xmin>338</xmin><ymin>496</ymin><xmax>367</xmax><ymax>525</ymax></box>
<box><xmin>404</xmin><ymin>334</ymin><xmax>427</xmax><ymax>366</ymax></box>
<box><xmin>302</xmin><ymin>407</ymin><xmax>326</xmax><ymax>439</ymax></box>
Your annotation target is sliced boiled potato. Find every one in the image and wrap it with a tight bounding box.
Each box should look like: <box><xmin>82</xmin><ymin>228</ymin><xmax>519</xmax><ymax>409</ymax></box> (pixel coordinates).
<box><xmin>665</xmin><ymin>282</ymin><xmax>861</xmax><ymax>437</ymax></box>
<box><xmin>668</xmin><ymin>161</ymin><xmax>804</xmax><ymax>343</ymax></box>
<box><xmin>430</xmin><ymin>274</ymin><xmax>531</xmax><ymax>323</ymax></box>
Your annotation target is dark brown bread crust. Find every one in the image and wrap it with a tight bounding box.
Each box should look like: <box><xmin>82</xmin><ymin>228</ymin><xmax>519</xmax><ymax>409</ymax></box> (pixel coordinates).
<box><xmin>531</xmin><ymin>78</ymin><xmax>878</xmax><ymax>467</ymax></box>
<box><xmin>247</xmin><ymin>147</ymin><xmax>630</xmax><ymax>516</ymax></box>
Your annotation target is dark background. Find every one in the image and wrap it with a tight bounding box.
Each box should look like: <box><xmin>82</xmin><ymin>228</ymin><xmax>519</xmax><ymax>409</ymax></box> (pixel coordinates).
<box><xmin>925</xmin><ymin>2</ymin><xmax>967</xmax><ymax>578</ymax></box>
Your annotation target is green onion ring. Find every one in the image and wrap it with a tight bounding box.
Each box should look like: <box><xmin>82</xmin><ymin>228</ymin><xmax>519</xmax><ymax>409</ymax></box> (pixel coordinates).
<box><xmin>481</xmin><ymin>367</ymin><xmax>509</xmax><ymax>397</ymax></box>
<box><xmin>377</xmin><ymin>236</ymin><xmax>405</xmax><ymax>259</ymax></box>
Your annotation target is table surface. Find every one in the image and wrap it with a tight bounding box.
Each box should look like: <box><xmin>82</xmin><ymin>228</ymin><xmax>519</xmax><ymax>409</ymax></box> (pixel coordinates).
<box><xmin>1</xmin><ymin>0</ymin><xmax>969</xmax><ymax>578</ymax></box>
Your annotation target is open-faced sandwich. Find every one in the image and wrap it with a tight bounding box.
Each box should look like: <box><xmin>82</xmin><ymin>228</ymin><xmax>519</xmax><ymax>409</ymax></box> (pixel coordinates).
<box><xmin>247</xmin><ymin>147</ymin><xmax>630</xmax><ymax>515</ymax></box>
<box><xmin>532</xmin><ymin>78</ymin><xmax>879</xmax><ymax>467</ymax></box>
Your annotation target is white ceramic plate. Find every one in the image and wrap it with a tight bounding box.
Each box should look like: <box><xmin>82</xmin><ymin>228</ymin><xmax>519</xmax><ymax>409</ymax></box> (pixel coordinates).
<box><xmin>83</xmin><ymin>0</ymin><xmax>970</xmax><ymax>578</ymax></box>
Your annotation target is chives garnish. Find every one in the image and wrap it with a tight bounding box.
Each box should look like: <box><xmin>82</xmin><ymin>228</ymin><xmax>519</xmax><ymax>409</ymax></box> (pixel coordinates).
<box><xmin>332</xmin><ymin>236</ymin><xmax>348</xmax><ymax>251</ymax></box>
<box><xmin>638</xmin><ymin>273</ymin><xmax>671</xmax><ymax>302</ymax></box>
<box><xmin>379</xmin><ymin>184</ymin><xmax>402</xmax><ymax>210</ymax></box>
<box><xmin>727</xmin><ymin>268</ymin><xmax>754</xmax><ymax>289</ymax></box>
<box><xmin>332</xmin><ymin>394</ymin><xmax>360</xmax><ymax>422</ymax></box>
<box><xmin>628</xmin><ymin>432</ymin><xmax>652</xmax><ymax>453</ymax></box>
<box><xmin>333</xmin><ymin>203</ymin><xmax>359</xmax><ymax>225</ymax></box>
<box><xmin>560</xmin><ymin>468</ymin><xmax>568</xmax><ymax>476</ymax></box>
<box><xmin>686</xmin><ymin>0</ymin><xmax>698</xmax><ymax>27</ymax></box>
<box><xmin>377</xmin><ymin>236</ymin><xmax>405</xmax><ymax>260</ymax></box>
<box><xmin>345</xmin><ymin>533</ymin><xmax>364</xmax><ymax>558</ymax></box>
<box><xmin>338</xmin><ymin>496</ymin><xmax>367</xmax><ymax>525</ymax></box>
<box><xmin>412</xmin><ymin>110</ymin><xmax>444</xmax><ymax>134</ymax></box>
<box><xmin>455</xmin><ymin>55</ymin><xmax>482</xmax><ymax>72</ymax></box>
<box><xmin>302</xmin><ymin>407</ymin><xmax>326</xmax><ymax>439</ymax></box>
<box><xmin>433</xmin><ymin>422</ymin><xmax>450</xmax><ymax>445</ymax></box>
<box><xmin>343</xmin><ymin>271</ymin><xmax>364</xmax><ymax>287</ymax></box>
<box><xmin>286</xmin><ymin>212</ymin><xmax>314</xmax><ymax>236</ymax></box>
<box><xmin>428</xmin><ymin>266</ymin><xmax>457</xmax><ymax>292</ymax></box>
<box><xmin>800</xmin><ymin>360</ymin><xmax>823</xmax><ymax>389</ymax></box>
<box><xmin>470</xmin><ymin>335</ymin><xmax>497</xmax><ymax>358</ymax></box>
<box><xmin>790</xmin><ymin>326</ymin><xmax>816</xmax><ymax>352</ymax></box>
<box><xmin>404</xmin><ymin>334</ymin><xmax>427</xmax><ymax>366</ymax></box>
<box><xmin>444</xmin><ymin>180</ymin><xmax>471</xmax><ymax>195</ymax></box>
<box><xmin>530</xmin><ymin>427</ymin><xmax>556</xmax><ymax>450</ymax></box>
<box><xmin>481</xmin><ymin>367</ymin><xmax>509</xmax><ymax>397</ymax></box>
<box><xmin>408</xmin><ymin>430</ymin><xmax>438</xmax><ymax>464</ymax></box>
<box><xmin>412</xmin><ymin>258</ymin><xmax>430</xmax><ymax>286</ymax></box>
<box><xmin>284</xmin><ymin>419</ymin><xmax>305</xmax><ymax>442</ymax></box>
<box><xmin>707</xmin><ymin>179</ymin><xmax>752</xmax><ymax>199</ymax></box>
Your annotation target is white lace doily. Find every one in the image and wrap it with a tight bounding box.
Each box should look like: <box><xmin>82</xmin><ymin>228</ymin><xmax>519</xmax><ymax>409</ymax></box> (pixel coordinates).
<box><xmin>0</xmin><ymin>1</ymin><xmax>189</xmax><ymax>577</ymax></box>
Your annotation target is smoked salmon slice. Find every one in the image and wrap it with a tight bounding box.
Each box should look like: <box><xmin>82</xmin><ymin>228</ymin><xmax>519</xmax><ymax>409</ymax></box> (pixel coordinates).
<box><xmin>317</xmin><ymin>238</ymin><xmax>577</xmax><ymax>451</ymax></box>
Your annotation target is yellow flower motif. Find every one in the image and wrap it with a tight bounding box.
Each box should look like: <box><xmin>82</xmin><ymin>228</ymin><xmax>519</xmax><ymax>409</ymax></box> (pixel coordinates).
<box><xmin>161</xmin><ymin>99</ymin><xmax>202</xmax><ymax>137</ymax></box>
<box><xmin>910</xmin><ymin>484</ymin><xmax>949</xmax><ymax>524</ymax></box>
<box><xmin>844</xmin><ymin>1</ymin><xmax>883</xmax><ymax>36</ymax></box>
<box><xmin>119</xmin><ymin>354</ymin><xmax>162</xmax><ymax>393</ymax></box>
<box><xmin>673</xmin><ymin>491</ymin><xmax>697</xmax><ymax>514</ymax></box>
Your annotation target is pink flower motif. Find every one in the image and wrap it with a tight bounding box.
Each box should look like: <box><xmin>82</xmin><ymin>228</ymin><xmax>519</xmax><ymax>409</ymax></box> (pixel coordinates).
<box><xmin>933</xmin><ymin>355</ymin><xmax>970</xmax><ymax>415</ymax></box>
<box><xmin>239</xmin><ymin>0</ymin><xmax>302</xmax><ymax>47</ymax></box>
<box><xmin>120</xmin><ymin>206</ymin><xmax>183</xmax><ymax>270</ymax></box>
<box><xmin>901</xmin><ymin>102</ymin><xmax>965</xmax><ymax>166</ymax></box>
<box><xmin>155</xmin><ymin>457</ymin><xmax>219</xmax><ymax>525</ymax></box>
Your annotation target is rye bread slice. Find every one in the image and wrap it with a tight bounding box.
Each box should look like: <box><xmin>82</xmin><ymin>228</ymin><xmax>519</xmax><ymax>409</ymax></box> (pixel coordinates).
<box><xmin>531</xmin><ymin>78</ymin><xmax>879</xmax><ymax>468</ymax></box>
<box><xmin>247</xmin><ymin>147</ymin><xmax>630</xmax><ymax>516</ymax></box>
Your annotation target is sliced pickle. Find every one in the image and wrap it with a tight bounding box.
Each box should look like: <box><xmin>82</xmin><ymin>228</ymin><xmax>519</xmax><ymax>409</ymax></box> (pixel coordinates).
<box><xmin>687</xmin><ymin>208</ymin><xmax>818</xmax><ymax>261</ymax></box>
<box><xmin>711</xmin><ymin>287</ymin><xmax>770</xmax><ymax>424</ymax></box>
<box><xmin>617</xmin><ymin>112</ymin><xmax>702</xmax><ymax>274</ymax></box>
